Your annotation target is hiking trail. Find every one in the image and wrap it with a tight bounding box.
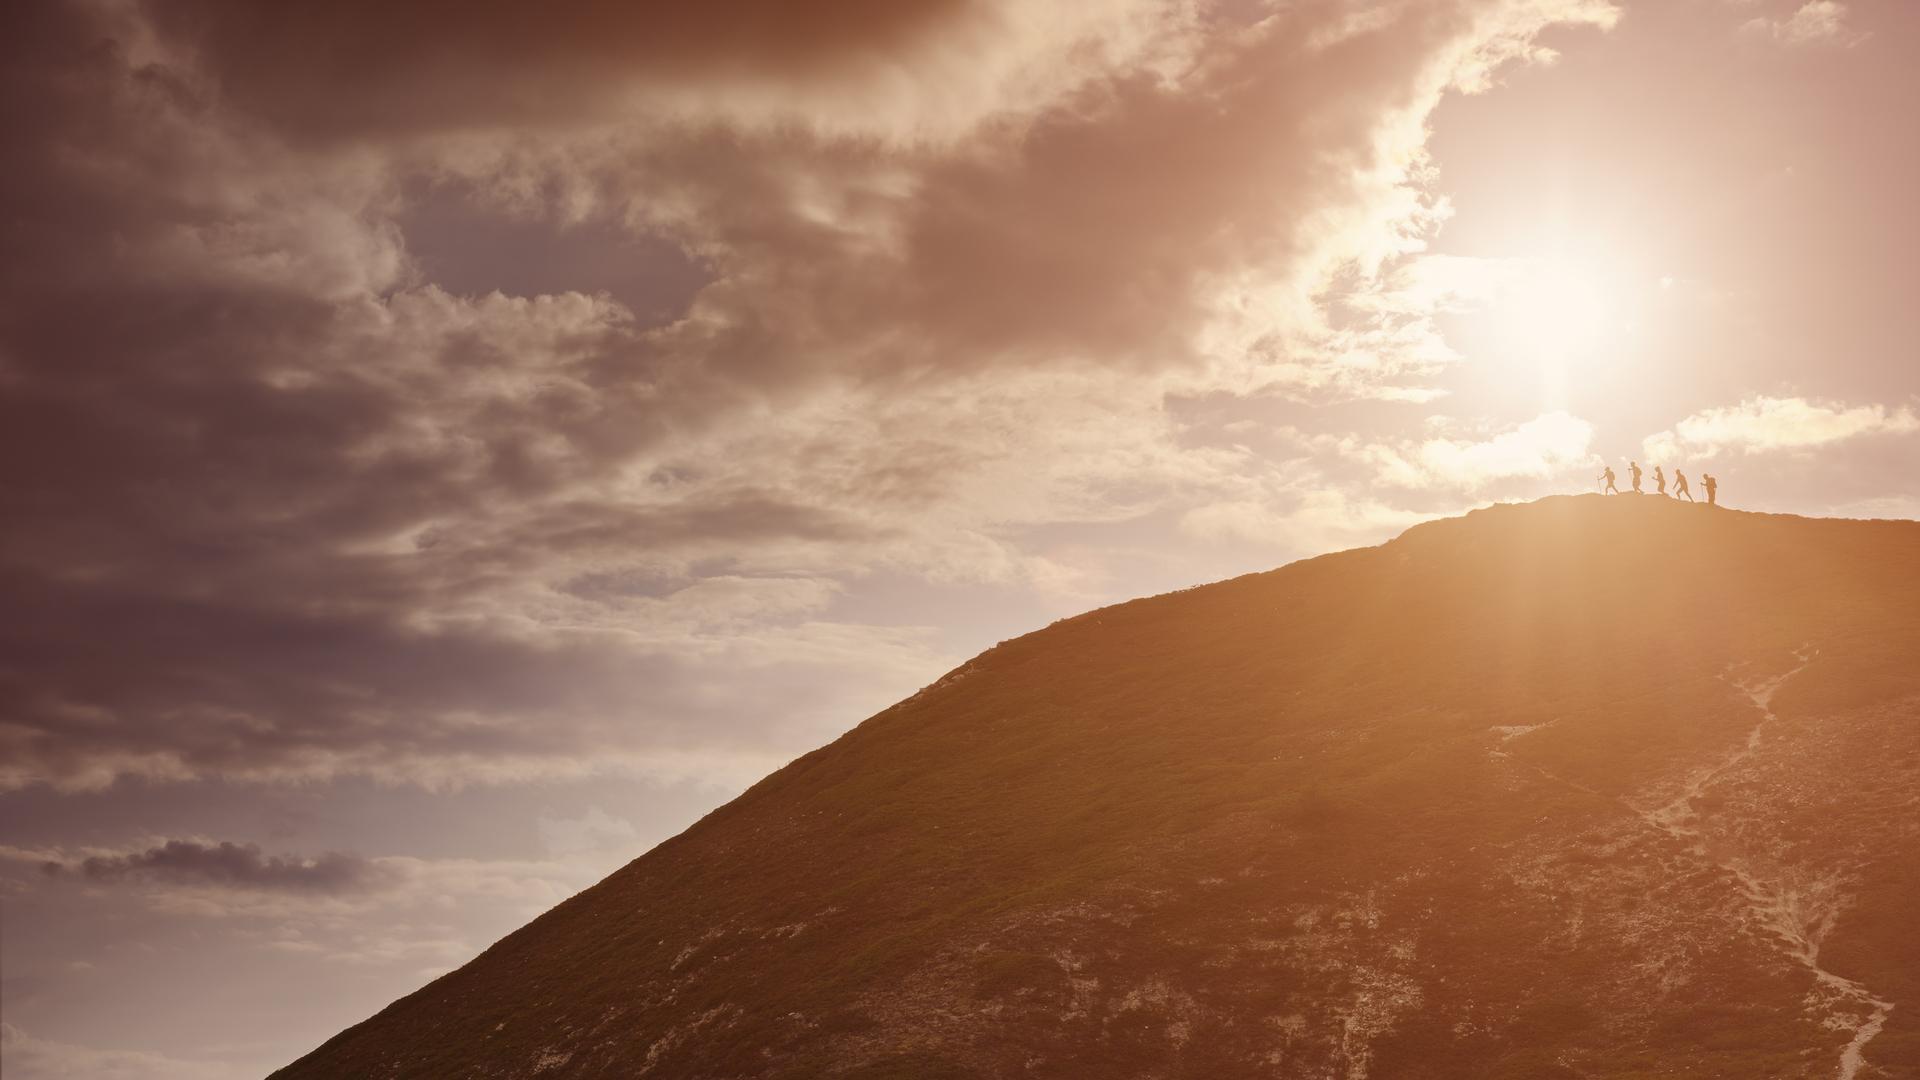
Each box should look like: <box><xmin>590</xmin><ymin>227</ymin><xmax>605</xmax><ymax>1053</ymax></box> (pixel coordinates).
<box><xmin>1636</xmin><ymin>652</ymin><xmax>1892</xmax><ymax>1080</ymax></box>
<box><xmin>1495</xmin><ymin>650</ymin><xmax>1893</xmax><ymax>1079</ymax></box>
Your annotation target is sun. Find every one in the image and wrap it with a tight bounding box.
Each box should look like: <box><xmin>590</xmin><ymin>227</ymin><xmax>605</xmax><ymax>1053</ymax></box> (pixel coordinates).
<box><xmin>1486</xmin><ymin>255</ymin><xmax>1619</xmax><ymax>408</ymax></box>
<box><xmin>1502</xmin><ymin>260</ymin><xmax>1608</xmax><ymax>357</ymax></box>
<box><xmin>1417</xmin><ymin>236</ymin><xmax>1641</xmax><ymax>411</ymax></box>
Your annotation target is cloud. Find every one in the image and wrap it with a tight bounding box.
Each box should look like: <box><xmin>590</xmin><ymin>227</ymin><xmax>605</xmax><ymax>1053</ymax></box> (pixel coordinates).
<box><xmin>537</xmin><ymin>808</ymin><xmax>642</xmax><ymax>858</ymax></box>
<box><xmin>1824</xmin><ymin>495</ymin><xmax>1920</xmax><ymax>522</ymax></box>
<box><xmin>1643</xmin><ymin>395</ymin><xmax>1919</xmax><ymax>459</ymax></box>
<box><xmin>0</xmin><ymin>832</ymin><xmax>649</xmax><ymax>1075</ymax></box>
<box><xmin>1741</xmin><ymin>1</ymin><xmax>1870</xmax><ymax>47</ymax></box>
<box><xmin>0</xmin><ymin>0</ymin><xmax>1620</xmax><ymax>790</ymax></box>
<box><xmin>37</xmin><ymin>840</ymin><xmax>390</xmax><ymax>894</ymax></box>
<box><xmin>1173</xmin><ymin>409</ymin><xmax>1594</xmax><ymax>556</ymax></box>
<box><xmin>0</xmin><ymin>1024</ymin><xmax>252</xmax><ymax>1080</ymax></box>
<box><xmin>1180</xmin><ymin>489</ymin><xmax>1439</xmax><ymax>554</ymax></box>
<box><xmin>145</xmin><ymin>0</ymin><xmax>1198</xmax><ymax>145</ymax></box>
<box><xmin>9</xmin><ymin>835</ymin><xmax>614</xmax><ymax>924</ymax></box>
<box><xmin>1358</xmin><ymin>411</ymin><xmax>1597</xmax><ymax>490</ymax></box>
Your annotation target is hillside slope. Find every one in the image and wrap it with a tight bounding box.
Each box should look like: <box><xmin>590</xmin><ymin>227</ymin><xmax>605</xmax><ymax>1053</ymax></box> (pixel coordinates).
<box><xmin>276</xmin><ymin>496</ymin><xmax>1920</xmax><ymax>1080</ymax></box>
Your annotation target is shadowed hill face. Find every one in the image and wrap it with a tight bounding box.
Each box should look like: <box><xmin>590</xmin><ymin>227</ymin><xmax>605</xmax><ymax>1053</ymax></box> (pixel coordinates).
<box><xmin>275</xmin><ymin>496</ymin><xmax>1920</xmax><ymax>1079</ymax></box>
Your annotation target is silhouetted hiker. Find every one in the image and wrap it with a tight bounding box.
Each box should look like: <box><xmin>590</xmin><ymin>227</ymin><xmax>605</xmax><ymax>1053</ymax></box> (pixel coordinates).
<box><xmin>1629</xmin><ymin>461</ymin><xmax>1643</xmax><ymax>493</ymax></box>
<box><xmin>1704</xmin><ymin>474</ymin><xmax>1718</xmax><ymax>506</ymax></box>
<box><xmin>1674</xmin><ymin>469</ymin><xmax>1694</xmax><ymax>502</ymax></box>
<box><xmin>1600</xmin><ymin>466</ymin><xmax>1619</xmax><ymax>494</ymax></box>
<box><xmin>1654</xmin><ymin>465</ymin><xmax>1667</xmax><ymax>496</ymax></box>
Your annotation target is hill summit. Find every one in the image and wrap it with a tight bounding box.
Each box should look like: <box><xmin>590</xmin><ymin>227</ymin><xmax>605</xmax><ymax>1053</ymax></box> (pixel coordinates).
<box><xmin>277</xmin><ymin>496</ymin><xmax>1920</xmax><ymax>1079</ymax></box>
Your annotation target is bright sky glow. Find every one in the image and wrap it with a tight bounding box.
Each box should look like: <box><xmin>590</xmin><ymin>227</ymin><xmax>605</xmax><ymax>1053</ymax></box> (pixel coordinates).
<box><xmin>1491</xmin><ymin>255</ymin><xmax>1614</xmax><ymax>406</ymax></box>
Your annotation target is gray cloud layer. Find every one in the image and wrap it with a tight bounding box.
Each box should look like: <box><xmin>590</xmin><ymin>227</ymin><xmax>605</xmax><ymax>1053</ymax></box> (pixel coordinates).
<box><xmin>42</xmin><ymin>840</ymin><xmax>383</xmax><ymax>894</ymax></box>
<box><xmin>0</xmin><ymin>0</ymin><xmax>1619</xmax><ymax>791</ymax></box>
<box><xmin>146</xmin><ymin>0</ymin><xmax>977</xmax><ymax>137</ymax></box>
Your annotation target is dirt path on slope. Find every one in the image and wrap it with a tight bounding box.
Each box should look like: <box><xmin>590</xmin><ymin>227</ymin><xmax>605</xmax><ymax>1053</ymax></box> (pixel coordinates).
<box><xmin>1494</xmin><ymin>651</ymin><xmax>1894</xmax><ymax>1078</ymax></box>
<box><xmin>1635</xmin><ymin>654</ymin><xmax>1892</xmax><ymax>1080</ymax></box>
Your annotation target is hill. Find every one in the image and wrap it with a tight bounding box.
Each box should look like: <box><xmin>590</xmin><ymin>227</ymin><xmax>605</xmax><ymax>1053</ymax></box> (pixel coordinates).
<box><xmin>274</xmin><ymin>495</ymin><xmax>1920</xmax><ymax>1079</ymax></box>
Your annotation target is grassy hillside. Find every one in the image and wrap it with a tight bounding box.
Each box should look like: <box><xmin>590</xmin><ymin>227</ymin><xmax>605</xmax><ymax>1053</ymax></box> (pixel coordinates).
<box><xmin>275</xmin><ymin>495</ymin><xmax>1920</xmax><ymax>1079</ymax></box>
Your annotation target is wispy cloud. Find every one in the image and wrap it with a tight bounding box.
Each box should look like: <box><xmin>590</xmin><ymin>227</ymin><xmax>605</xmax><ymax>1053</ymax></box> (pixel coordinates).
<box><xmin>37</xmin><ymin>840</ymin><xmax>389</xmax><ymax>894</ymax></box>
<box><xmin>9</xmin><ymin>833</ymin><xmax>624</xmax><ymax>926</ymax></box>
<box><xmin>0</xmin><ymin>1024</ymin><xmax>253</xmax><ymax>1080</ymax></box>
<box><xmin>1644</xmin><ymin>395</ymin><xmax>1919</xmax><ymax>459</ymax></box>
<box><xmin>1741</xmin><ymin>1</ymin><xmax>1871</xmax><ymax>47</ymax></box>
<box><xmin>1180</xmin><ymin>489</ymin><xmax>1440</xmax><ymax>554</ymax></box>
<box><xmin>1359</xmin><ymin>411</ymin><xmax>1598</xmax><ymax>490</ymax></box>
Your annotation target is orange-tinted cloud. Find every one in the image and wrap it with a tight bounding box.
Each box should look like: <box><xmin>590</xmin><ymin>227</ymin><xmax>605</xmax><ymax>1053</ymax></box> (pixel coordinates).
<box><xmin>1644</xmin><ymin>395</ymin><xmax>1919</xmax><ymax>460</ymax></box>
<box><xmin>1741</xmin><ymin>1</ymin><xmax>1870</xmax><ymax>47</ymax></box>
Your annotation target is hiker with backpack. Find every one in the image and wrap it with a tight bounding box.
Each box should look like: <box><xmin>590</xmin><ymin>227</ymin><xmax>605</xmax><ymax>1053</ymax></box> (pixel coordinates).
<box><xmin>1600</xmin><ymin>466</ymin><xmax>1620</xmax><ymax>494</ymax></box>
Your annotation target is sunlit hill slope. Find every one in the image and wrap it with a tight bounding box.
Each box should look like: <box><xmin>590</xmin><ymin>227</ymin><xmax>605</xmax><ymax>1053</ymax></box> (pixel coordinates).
<box><xmin>276</xmin><ymin>495</ymin><xmax>1920</xmax><ymax>1079</ymax></box>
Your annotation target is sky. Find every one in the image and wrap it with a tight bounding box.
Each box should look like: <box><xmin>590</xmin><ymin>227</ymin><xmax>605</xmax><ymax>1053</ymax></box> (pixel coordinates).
<box><xmin>2</xmin><ymin>1</ymin><xmax>1917</xmax><ymax>1075</ymax></box>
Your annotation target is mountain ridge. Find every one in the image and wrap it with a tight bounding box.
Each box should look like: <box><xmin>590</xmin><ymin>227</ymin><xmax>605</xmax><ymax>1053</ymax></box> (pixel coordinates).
<box><xmin>276</xmin><ymin>495</ymin><xmax>1920</xmax><ymax>1079</ymax></box>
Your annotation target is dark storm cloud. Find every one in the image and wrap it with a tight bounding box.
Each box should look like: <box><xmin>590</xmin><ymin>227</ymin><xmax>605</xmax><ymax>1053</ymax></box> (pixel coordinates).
<box><xmin>0</xmin><ymin>0</ymin><xmax>1618</xmax><ymax>790</ymax></box>
<box><xmin>42</xmin><ymin>840</ymin><xmax>384</xmax><ymax>894</ymax></box>
<box><xmin>148</xmin><ymin>0</ymin><xmax>973</xmax><ymax>139</ymax></box>
<box><xmin>126</xmin><ymin>0</ymin><xmax>1551</xmax><ymax>376</ymax></box>
<box><xmin>442</xmin><ymin>2</ymin><xmax>1619</xmax><ymax>390</ymax></box>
